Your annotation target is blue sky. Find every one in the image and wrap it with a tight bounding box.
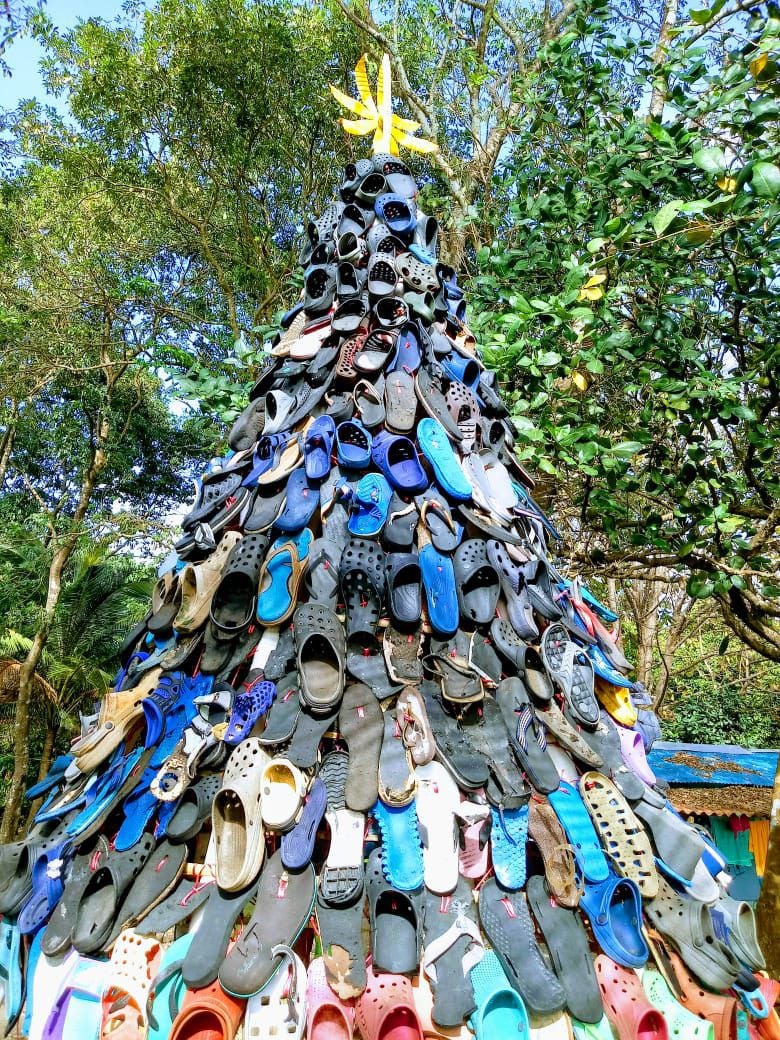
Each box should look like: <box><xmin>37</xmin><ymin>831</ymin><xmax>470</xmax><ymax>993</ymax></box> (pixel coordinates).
<box><xmin>3</xmin><ymin>0</ymin><xmax>130</xmax><ymax>108</ymax></box>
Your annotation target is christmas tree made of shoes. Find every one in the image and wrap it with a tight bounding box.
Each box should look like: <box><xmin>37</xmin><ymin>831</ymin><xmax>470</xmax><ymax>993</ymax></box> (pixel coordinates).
<box><xmin>0</xmin><ymin>52</ymin><xmax>770</xmax><ymax>1040</ymax></box>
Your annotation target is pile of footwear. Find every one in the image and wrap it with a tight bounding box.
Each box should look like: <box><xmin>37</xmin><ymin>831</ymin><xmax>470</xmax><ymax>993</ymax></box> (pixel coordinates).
<box><xmin>0</xmin><ymin>153</ymin><xmax>774</xmax><ymax>1040</ymax></box>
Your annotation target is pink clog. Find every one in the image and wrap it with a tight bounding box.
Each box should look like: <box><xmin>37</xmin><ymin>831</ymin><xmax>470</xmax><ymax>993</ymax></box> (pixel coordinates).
<box><xmin>356</xmin><ymin>960</ymin><xmax>424</xmax><ymax>1040</ymax></box>
<box><xmin>307</xmin><ymin>957</ymin><xmax>355</xmax><ymax>1040</ymax></box>
<box><xmin>596</xmin><ymin>955</ymin><xmax>668</xmax><ymax>1040</ymax></box>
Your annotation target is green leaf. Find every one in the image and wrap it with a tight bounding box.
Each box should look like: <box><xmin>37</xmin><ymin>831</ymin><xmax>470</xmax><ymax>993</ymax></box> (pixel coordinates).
<box><xmin>653</xmin><ymin>200</ymin><xmax>684</xmax><ymax>236</ymax></box>
<box><xmin>751</xmin><ymin>161</ymin><xmax>780</xmax><ymax>197</ymax></box>
<box><xmin>692</xmin><ymin>146</ymin><xmax>727</xmax><ymax>175</ymax></box>
<box><xmin>536</xmin><ymin>350</ymin><xmax>562</xmax><ymax>367</ymax></box>
<box><xmin>612</xmin><ymin>440</ymin><xmax>645</xmax><ymax>456</ymax></box>
<box><xmin>687</xmin><ymin>574</ymin><xmax>715</xmax><ymax>599</ymax></box>
<box><xmin>690</xmin><ymin>7</ymin><xmax>712</xmax><ymax>23</ymax></box>
<box><xmin>586</xmin><ymin>237</ymin><xmax>606</xmax><ymax>254</ymax></box>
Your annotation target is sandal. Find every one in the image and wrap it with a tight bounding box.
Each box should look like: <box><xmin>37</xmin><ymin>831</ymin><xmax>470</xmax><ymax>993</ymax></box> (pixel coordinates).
<box><xmin>496</xmin><ymin>678</ymin><xmax>559</xmax><ymax>794</ymax></box>
<box><xmin>256</xmin><ymin>529</ymin><xmax>312</xmax><ymax>625</ymax></box>
<box><xmin>294</xmin><ymin>602</ymin><xmax>346</xmax><ymax>714</ymax></box>
<box><xmin>422</xmin><ymin>874</ymin><xmax>483</xmax><ymax>1029</ymax></box>
<box><xmin>209</xmin><ymin>534</ymin><xmax>268</xmax><ymax>636</ymax></box>
<box><xmin>340</xmin><ymin>537</ymin><xmax>386</xmax><ymax>639</ymax></box>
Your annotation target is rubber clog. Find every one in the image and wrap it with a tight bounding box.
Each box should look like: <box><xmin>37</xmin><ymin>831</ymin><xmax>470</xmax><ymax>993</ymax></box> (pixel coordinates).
<box><xmin>304</xmin><ymin>415</ymin><xmax>336</xmax><ymax>481</ymax></box>
<box><xmin>470</xmin><ymin>949</ymin><xmax>530</xmax><ymax>1040</ymax></box>
<box><xmin>372</xmin><ymin>432</ymin><xmax>428</xmax><ymax>493</ymax></box>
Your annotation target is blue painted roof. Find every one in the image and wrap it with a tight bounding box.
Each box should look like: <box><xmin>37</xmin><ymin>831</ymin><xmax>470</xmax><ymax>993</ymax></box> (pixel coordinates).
<box><xmin>648</xmin><ymin>741</ymin><xmax>778</xmax><ymax>788</ymax></box>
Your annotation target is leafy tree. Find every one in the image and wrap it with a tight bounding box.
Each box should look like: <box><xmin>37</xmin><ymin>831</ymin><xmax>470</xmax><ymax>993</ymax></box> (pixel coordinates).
<box><xmin>470</xmin><ymin>0</ymin><xmax>780</xmax><ymax>660</ymax></box>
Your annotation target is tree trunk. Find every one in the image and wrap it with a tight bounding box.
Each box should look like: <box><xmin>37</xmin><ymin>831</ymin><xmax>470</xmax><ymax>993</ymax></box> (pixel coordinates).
<box><xmin>756</xmin><ymin>755</ymin><xmax>780</xmax><ymax>974</ymax></box>
<box><xmin>649</xmin><ymin>0</ymin><xmax>680</xmax><ymax>119</ymax></box>
<box><xmin>25</xmin><ymin>722</ymin><xmax>58</xmax><ymax>829</ymax></box>
<box><xmin>0</xmin><ymin>425</ymin><xmax>108</xmax><ymax>841</ymax></box>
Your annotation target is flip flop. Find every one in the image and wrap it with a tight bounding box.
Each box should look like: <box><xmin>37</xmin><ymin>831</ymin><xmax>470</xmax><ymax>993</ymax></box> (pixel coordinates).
<box><xmin>596</xmin><ymin>955</ymin><xmax>668</xmax><ymax>1040</ymax></box>
<box><xmin>419</xmin><ymin>543</ymin><xmax>459</xmax><ymax>638</ymax></box>
<box><xmin>421</xmin><ymin>681</ymin><xmax>489</xmax><ymax>791</ymax></box>
<box><xmin>528</xmin><ymin>796</ymin><xmax>580</xmax><ymax>907</ymax></box>
<box><xmin>378</xmin><ymin>704</ymin><xmax>415</xmax><ymax>806</ymax></box>
<box><xmin>71</xmin><ymin>834</ymin><xmax>156</xmax><ymax>954</ymax></box>
<box><xmin>256</xmin><ymin>529</ymin><xmax>313</xmax><ymax>625</ymax></box>
<box><xmin>383</xmin><ymin>494</ymin><xmax>419</xmax><ymax>551</ymax></box>
<box><xmin>469</xmin><ymin>949</ymin><xmax>530</xmax><ymax>1040</ymax></box>
<box><xmin>579</xmin><ymin>771</ymin><xmax>659</xmax><ymax>897</ymax></box>
<box><xmin>548</xmin><ymin>780</ymin><xmax>609</xmax><ymax>883</ymax></box>
<box><xmin>318</xmin><ymin>751</ymin><xmax>365</xmax><ymax>906</ymax></box>
<box><xmin>422</xmin><ymin>875</ymin><xmax>483</xmax><ymax>1029</ymax></box>
<box><xmin>478</xmin><ymin>878</ymin><xmax>566</xmax><ymax>1016</ymax></box>
<box><xmin>354</xmin><ymin>378</ymin><xmax>387</xmax><ymax>429</ymax></box>
<box><xmin>294</xmin><ymin>602</ymin><xmax>346</xmax><ymax>714</ymax></box>
<box><xmin>414</xmin><ymin>761</ymin><xmax>461</xmax><ymax>895</ymax></box>
<box><xmin>417</xmin><ymin>418</ymin><xmax>472</xmax><ymax>500</ymax></box>
<box><xmin>181</xmin><ymin>875</ymin><xmax>260</xmax><ymax>989</ymax></box>
<box><xmin>219</xmin><ymin>851</ymin><xmax>316</xmax><ymax>997</ymax></box>
<box><xmin>419</xmin><ymin>495</ymin><xmax>461</xmax><ymax>552</ymax></box>
<box><xmin>275</xmin><ymin>468</ymin><xmax>320</xmax><ymax>532</ymax></box>
<box><xmin>633</xmin><ymin>798</ymin><xmax>707</xmax><ymax>883</ymax></box>
<box><xmin>366</xmin><ymin>848</ymin><xmax>423</xmax><ymax>975</ymax></box>
<box><xmin>541</xmin><ymin>624</ymin><xmax>600</xmax><ymax>728</ymax></box>
<box><xmin>339</xmin><ymin>683</ymin><xmax>384</xmax><ymax>812</ymax></box>
<box><xmin>315</xmin><ymin>883</ymin><xmax>368</xmax><ymax>1000</ymax></box>
<box><xmin>281</xmin><ymin>777</ymin><xmax>327</xmax><ymax>869</ymax></box>
<box><xmin>457</xmin><ymin>798</ymin><xmax>491</xmax><ymax>880</ymax></box>
<box><xmin>244</xmin><ymin>945</ymin><xmax>306</xmax><ymax>1040</ymax></box>
<box><xmin>135</xmin><ymin>875</ymin><xmax>213</xmax><ymax>936</ymax></box>
<box><xmin>527</xmin><ymin>874</ymin><xmax>603</xmax><ymax>1023</ymax></box>
<box><xmin>384</xmin><ymin>370</ymin><xmax>418</xmax><ymax>433</ymax></box>
<box><xmin>146</xmin><ymin>934</ymin><xmax>194</xmax><ymax>1040</ymax></box>
<box><xmin>496</xmin><ymin>677</ymin><xmax>560</xmax><ymax>794</ymax></box>
<box><xmin>395</xmin><ymin>686</ymin><xmax>435</xmax><ymax>767</ymax></box>
<box><xmin>373</xmin><ymin>798</ymin><xmax>424</xmax><ymax>891</ymax></box>
<box><xmin>580</xmin><ymin>872</ymin><xmax>648</xmax><ymax>968</ymax></box>
<box><xmin>490</xmin><ymin>803</ymin><xmax>529</xmax><ymax>890</ymax></box>
<box><xmin>287</xmin><ymin>702</ymin><xmax>340</xmax><ymax>769</ymax></box>
<box><xmin>103</xmin><ymin>839</ymin><xmax>187</xmax><ymax>947</ymax></box>
<box><xmin>535</xmin><ymin>700</ymin><xmax>603</xmax><ymax>768</ymax></box>
<box><xmin>212</xmin><ymin>738</ymin><xmax>270</xmax><ymax>891</ymax></box>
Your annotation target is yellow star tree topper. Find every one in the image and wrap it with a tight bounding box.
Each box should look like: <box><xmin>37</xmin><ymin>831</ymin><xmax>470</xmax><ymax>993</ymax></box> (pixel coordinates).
<box><xmin>330</xmin><ymin>53</ymin><xmax>438</xmax><ymax>156</ymax></box>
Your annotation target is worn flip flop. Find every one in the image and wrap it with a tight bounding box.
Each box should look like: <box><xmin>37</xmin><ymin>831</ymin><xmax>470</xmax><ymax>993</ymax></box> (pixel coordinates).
<box><xmin>418</xmin><ymin>418</ymin><xmax>472</xmax><ymax>500</ymax></box>
<box><xmin>287</xmin><ymin>703</ymin><xmax>340</xmax><ymax>769</ymax></box>
<box><xmin>422</xmin><ymin>875</ymin><xmax>482</xmax><ymax>1029</ymax></box>
<box><xmin>419</xmin><ymin>543</ymin><xmax>459</xmax><ymax>638</ymax></box>
<box><xmin>496</xmin><ymin>678</ymin><xmax>560</xmax><ymax>794</ymax></box>
<box><xmin>421</xmin><ymin>681</ymin><xmax>490</xmax><ymax>791</ymax></box>
<box><xmin>478</xmin><ymin>878</ymin><xmax>566</xmax><ymax>1016</ymax></box>
<box><xmin>104</xmin><ymin>839</ymin><xmax>187</xmax><ymax>947</ymax></box>
<box><xmin>259</xmin><ymin>672</ymin><xmax>301</xmax><ymax>746</ymax></box>
<box><xmin>135</xmin><ymin>875</ymin><xmax>214</xmax><ymax>936</ymax></box>
<box><xmin>338</xmin><ymin>683</ymin><xmax>384</xmax><ymax>812</ymax></box>
<box><xmin>219</xmin><ymin>851</ymin><xmax>316</xmax><ymax>997</ymax></box>
<box><xmin>384</xmin><ymin>370</ymin><xmax>418</xmax><ymax>433</ymax></box>
<box><xmin>181</xmin><ymin>874</ymin><xmax>260</xmax><ymax>989</ymax></box>
<box><xmin>419</xmin><ymin>495</ymin><xmax>461</xmax><ymax>552</ymax></box>
<box><xmin>281</xmin><ymin>778</ymin><xmax>327</xmax><ymax>870</ymax></box>
<box><xmin>366</xmin><ymin>848</ymin><xmax>423</xmax><ymax>976</ymax></box>
<box><xmin>490</xmin><ymin>802</ymin><xmax>529</xmax><ymax>890</ymax></box>
<box><xmin>72</xmin><ymin>834</ymin><xmax>156</xmax><ymax>954</ymax></box>
<box><xmin>527</xmin><ymin>874</ymin><xmax>603</xmax><ymax>1023</ymax></box>
<box><xmin>596</xmin><ymin>955</ymin><xmax>668</xmax><ymax>1040</ymax></box>
<box><xmin>378</xmin><ymin>707</ymin><xmax>415</xmax><ymax>806</ymax></box>
<box><xmin>528</xmin><ymin>796</ymin><xmax>580</xmax><ymax>908</ymax></box>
